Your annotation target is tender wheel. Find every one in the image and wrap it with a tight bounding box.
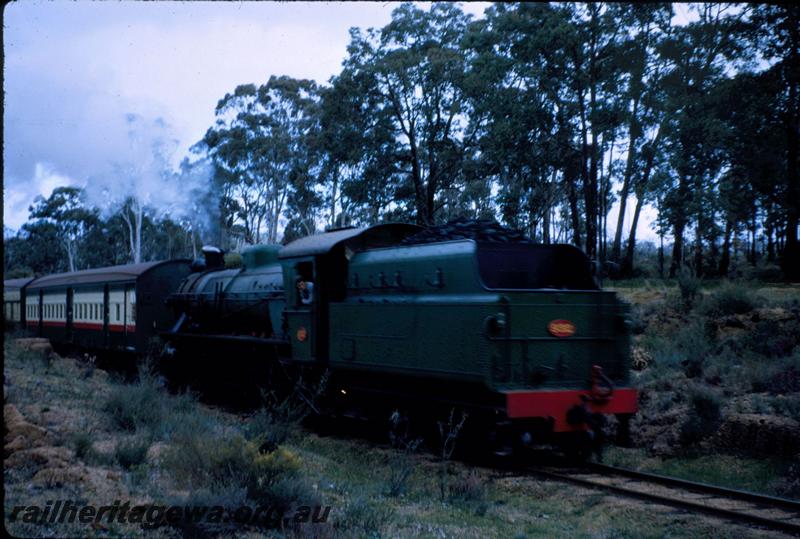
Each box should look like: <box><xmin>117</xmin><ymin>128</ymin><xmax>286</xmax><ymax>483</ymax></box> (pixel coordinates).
<box><xmin>561</xmin><ymin>431</ymin><xmax>592</xmax><ymax>463</ymax></box>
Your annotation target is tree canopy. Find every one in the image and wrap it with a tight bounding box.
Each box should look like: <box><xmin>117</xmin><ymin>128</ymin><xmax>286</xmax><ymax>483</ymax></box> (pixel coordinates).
<box><xmin>6</xmin><ymin>3</ymin><xmax>799</xmax><ymax>280</ymax></box>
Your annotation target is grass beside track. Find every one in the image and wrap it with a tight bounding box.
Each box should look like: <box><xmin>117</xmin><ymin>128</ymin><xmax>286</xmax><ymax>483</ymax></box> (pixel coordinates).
<box><xmin>4</xmin><ymin>338</ymin><xmax>790</xmax><ymax>538</ymax></box>
<box><xmin>604</xmin><ymin>447</ymin><xmax>796</xmax><ymax>498</ymax></box>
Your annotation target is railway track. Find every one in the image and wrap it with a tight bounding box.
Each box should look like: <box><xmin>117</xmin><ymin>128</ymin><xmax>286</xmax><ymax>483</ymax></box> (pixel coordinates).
<box><xmin>526</xmin><ymin>462</ymin><xmax>800</xmax><ymax>535</ymax></box>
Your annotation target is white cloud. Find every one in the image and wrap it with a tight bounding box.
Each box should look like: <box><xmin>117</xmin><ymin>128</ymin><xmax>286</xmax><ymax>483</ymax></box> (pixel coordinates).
<box><xmin>3</xmin><ymin>163</ymin><xmax>83</xmax><ymax>230</ymax></box>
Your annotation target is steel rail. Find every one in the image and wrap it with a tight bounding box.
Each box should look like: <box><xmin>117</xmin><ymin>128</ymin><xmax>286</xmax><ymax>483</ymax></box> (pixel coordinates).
<box><xmin>527</xmin><ymin>466</ymin><xmax>800</xmax><ymax>535</ymax></box>
<box><xmin>587</xmin><ymin>462</ymin><xmax>800</xmax><ymax>513</ymax></box>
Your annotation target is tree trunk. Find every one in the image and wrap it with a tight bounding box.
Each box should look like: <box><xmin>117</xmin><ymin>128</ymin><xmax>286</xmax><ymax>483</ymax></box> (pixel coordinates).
<box><xmin>623</xmin><ymin>190</ymin><xmax>645</xmax><ymax>277</ymax></box>
<box><xmin>669</xmin><ymin>175</ymin><xmax>690</xmax><ymax>277</ymax></box>
<box><xmin>566</xmin><ymin>165</ymin><xmax>582</xmax><ymax>248</ymax></box>
<box><xmin>767</xmin><ymin>220</ymin><xmax>775</xmax><ymax>261</ymax></box>
<box><xmin>330</xmin><ymin>167</ymin><xmax>339</xmax><ymax>228</ymax></box>
<box><xmin>622</xmin><ymin>132</ymin><xmax>659</xmax><ymax>276</ymax></box>
<box><xmin>612</xmin><ymin>96</ymin><xmax>641</xmax><ymax>262</ymax></box>
<box><xmin>581</xmin><ymin>97</ymin><xmax>598</xmax><ymax>259</ymax></box>
<box><xmin>750</xmin><ymin>208</ymin><xmax>758</xmax><ymax>265</ymax></box>
<box><xmin>719</xmin><ymin>219</ymin><xmax>733</xmax><ymax>276</ymax></box>
<box><xmin>694</xmin><ymin>200</ymin><xmax>703</xmax><ymax>276</ymax></box>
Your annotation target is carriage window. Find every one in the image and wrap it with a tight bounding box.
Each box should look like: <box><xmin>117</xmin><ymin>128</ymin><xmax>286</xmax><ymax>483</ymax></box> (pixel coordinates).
<box><xmin>130</xmin><ymin>303</ymin><xmax>136</xmax><ymax>323</ymax></box>
<box><xmin>116</xmin><ymin>304</ymin><xmax>120</xmax><ymax>321</ymax></box>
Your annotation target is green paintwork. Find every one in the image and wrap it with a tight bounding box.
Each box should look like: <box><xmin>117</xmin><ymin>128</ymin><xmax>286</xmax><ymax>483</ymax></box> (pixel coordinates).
<box><xmin>241</xmin><ymin>245</ymin><xmax>282</xmax><ymax>269</ymax></box>
<box><xmin>326</xmin><ymin>240</ymin><xmax>630</xmax><ymax>392</ymax></box>
<box><xmin>281</xmin><ymin>257</ymin><xmax>315</xmax><ymax>362</ymax></box>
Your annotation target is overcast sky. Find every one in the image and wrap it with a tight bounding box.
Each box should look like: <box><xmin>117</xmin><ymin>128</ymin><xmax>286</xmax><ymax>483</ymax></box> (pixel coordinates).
<box><xmin>3</xmin><ymin>0</ymin><xmax>670</xmax><ymax>241</ymax></box>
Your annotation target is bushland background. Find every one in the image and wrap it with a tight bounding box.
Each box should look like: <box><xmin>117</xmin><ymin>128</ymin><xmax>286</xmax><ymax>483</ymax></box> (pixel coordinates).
<box><xmin>4</xmin><ymin>3</ymin><xmax>800</xmax><ymax>537</ymax></box>
<box><xmin>4</xmin><ymin>3</ymin><xmax>799</xmax><ymax>282</ymax></box>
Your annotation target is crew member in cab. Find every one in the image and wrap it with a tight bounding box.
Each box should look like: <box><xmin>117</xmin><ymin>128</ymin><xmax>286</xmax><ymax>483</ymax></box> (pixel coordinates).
<box><xmin>297</xmin><ymin>279</ymin><xmax>314</xmax><ymax>305</ymax></box>
<box><xmin>295</xmin><ymin>263</ymin><xmax>315</xmax><ymax>306</ymax></box>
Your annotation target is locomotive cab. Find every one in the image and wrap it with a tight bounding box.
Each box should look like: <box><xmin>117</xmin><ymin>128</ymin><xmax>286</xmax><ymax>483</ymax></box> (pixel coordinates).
<box><xmin>278</xmin><ymin>224</ymin><xmax>422</xmax><ymax>365</ymax></box>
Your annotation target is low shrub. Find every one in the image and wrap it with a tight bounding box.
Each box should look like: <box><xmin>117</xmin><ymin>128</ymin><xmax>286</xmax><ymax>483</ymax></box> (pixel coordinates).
<box><xmin>771</xmin><ymin>395</ymin><xmax>800</xmax><ymax>418</ymax></box>
<box><xmin>680</xmin><ymin>386</ymin><xmax>722</xmax><ymax>445</ymax></box>
<box><xmin>385</xmin><ymin>438</ymin><xmax>422</xmax><ymax>497</ymax></box>
<box><xmin>677</xmin><ymin>266</ymin><xmax>702</xmax><ymax>310</ymax></box>
<box><xmin>738</xmin><ymin>319</ymin><xmax>800</xmax><ymax>359</ymax></box>
<box><xmin>626</xmin><ymin>306</ymin><xmax>648</xmax><ymax>335</ymax></box>
<box><xmin>161</xmin><ymin>431</ymin><xmax>309</xmax><ymax>509</ymax></box>
<box><xmin>245</xmin><ymin>373</ymin><xmax>328</xmax><ymax>452</ymax></box>
<box><xmin>243</xmin><ymin>406</ymin><xmax>295</xmax><ymax>452</ymax></box>
<box><xmin>334</xmin><ymin>496</ymin><xmax>394</xmax><ymax>537</ymax></box>
<box><xmin>114</xmin><ymin>437</ymin><xmax>150</xmax><ymax>470</ymax></box>
<box><xmin>163</xmin><ymin>484</ymin><xmax>250</xmax><ymax>536</ymax></box>
<box><xmin>450</xmin><ymin>469</ymin><xmax>488</xmax><ymax>515</ymax></box>
<box><xmin>71</xmin><ymin>431</ymin><xmax>94</xmax><ymax>461</ymax></box>
<box><xmin>675</xmin><ymin>320</ymin><xmax>715</xmax><ymax>378</ymax></box>
<box><xmin>699</xmin><ymin>281</ymin><xmax>762</xmax><ymax>317</ymax></box>
<box><xmin>385</xmin><ymin>411</ymin><xmax>422</xmax><ymax>497</ymax></box>
<box><xmin>749</xmin><ymin>354</ymin><xmax>800</xmax><ymax>395</ymax></box>
<box><xmin>103</xmin><ymin>370</ymin><xmax>166</xmax><ymax>432</ymax></box>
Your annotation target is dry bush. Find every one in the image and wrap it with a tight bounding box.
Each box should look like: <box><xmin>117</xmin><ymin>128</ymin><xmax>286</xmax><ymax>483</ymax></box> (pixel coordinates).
<box><xmin>680</xmin><ymin>386</ymin><xmax>723</xmax><ymax>445</ymax></box>
<box><xmin>103</xmin><ymin>369</ymin><xmax>168</xmax><ymax>432</ymax></box>
<box><xmin>114</xmin><ymin>437</ymin><xmax>150</xmax><ymax>470</ymax></box>
<box><xmin>334</xmin><ymin>496</ymin><xmax>394</xmax><ymax>537</ymax></box>
<box><xmin>698</xmin><ymin>281</ymin><xmax>763</xmax><ymax>317</ymax></box>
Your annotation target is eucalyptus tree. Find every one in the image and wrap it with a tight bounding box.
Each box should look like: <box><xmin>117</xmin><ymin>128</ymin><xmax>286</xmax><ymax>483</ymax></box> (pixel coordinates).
<box><xmin>9</xmin><ymin>221</ymin><xmax>64</xmax><ymax>276</ymax></box>
<box><xmin>710</xmin><ymin>68</ymin><xmax>784</xmax><ymax>274</ymax></box>
<box><xmin>204</xmin><ymin>76</ymin><xmax>320</xmax><ymax>244</ymax></box>
<box><xmin>659</xmin><ymin>3</ymin><xmax>754</xmax><ymax>276</ymax></box>
<box><xmin>317</xmin><ymin>69</ymin><xmax>402</xmax><ymax>226</ymax></box>
<box><xmin>464</xmin><ymin>2</ymin><xmax>565</xmax><ymax>241</ymax></box>
<box><xmin>610</xmin><ymin>3</ymin><xmax>673</xmax><ymax>265</ymax></box>
<box><xmin>26</xmin><ymin>186</ymin><xmax>98</xmax><ymax>272</ymax></box>
<box><xmin>752</xmin><ymin>4</ymin><xmax>800</xmax><ymax>279</ymax></box>
<box><xmin>341</xmin><ymin>2</ymin><xmax>477</xmax><ymax>225</ymax></box>
<box><xmin>559</xmin><ymin>3</ymin><xmax>634</xmax><ymax>259</ymax></box>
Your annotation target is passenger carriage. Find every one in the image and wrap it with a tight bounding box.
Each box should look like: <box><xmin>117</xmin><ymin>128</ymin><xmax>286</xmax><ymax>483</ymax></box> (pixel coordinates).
<box><xmin>22</xmin><ymin>261</ymin><xmax>191</xmax><ymax>354</ymax></box>
<box><xmin>3</xmin><ymin>277</ymin><xmax>35</xmax><ymax>330</ymax></box>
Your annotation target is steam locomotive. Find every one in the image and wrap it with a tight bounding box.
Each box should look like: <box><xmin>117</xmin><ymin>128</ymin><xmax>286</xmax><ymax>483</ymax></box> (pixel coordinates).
<box><xmin>4</xmin><ymin>221</ymin><xmax>637</xmax><ymax>456</ymax></box>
